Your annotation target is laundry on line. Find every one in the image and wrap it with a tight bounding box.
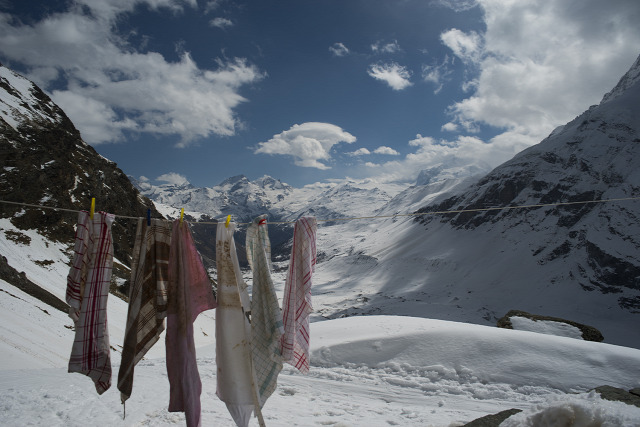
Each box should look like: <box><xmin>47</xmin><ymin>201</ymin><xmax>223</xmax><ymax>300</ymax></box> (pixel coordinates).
<box><xmin>62</xmin><ymin>211</ymin><xmax>316</xmax><ymax>427</ymax></box>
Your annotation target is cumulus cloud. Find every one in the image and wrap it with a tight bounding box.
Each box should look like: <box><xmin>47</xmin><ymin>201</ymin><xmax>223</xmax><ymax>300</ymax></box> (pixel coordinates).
<box><xmin>441</xmin><ymin>122</ymin><xmax>459</xmax><ymax>132</ymax></box>
<box><xmin>254</xmin><ymin>122</ymin><xmax>356</xmax><ymax>170</ymax></box>
<box><xmin>440</xmin><ymin>29</ymin><xmax>482</xmax><ymax>63</ymax></box>
<box><xmin>0</xmin><ymin>0</ymin><xmax>263</xmax><ymax>146</ymax></box>
<box><xmin>329</xmin><ymin>42</ymin><xmax>350</xmax><ymax>57</ymax></box>
<box><xmin>156</xmin><ymin>172</ymin><xmax>190</xmax><ymax>186</ymax></box>
<box><xmin>348</xmin><ymin>148</ymin><xmax>371</xmax><ymax>156</ymax></box>
<box><xmin>210</xmin><ymin>17</ymin><xmax>233</xmax><ymax>28</ymax></box>
<box><xmin>371</xmin><ymin>40</ymin><xmax>402</xmax><ymax>54</ymax></box>
<box><xmin>442</xmin><ymin>0</ymin><xmax>640</xmax><ymax>147</ymax></box>
<box><xmin>368</xmin><ymin>62</ymin><xmax>413</xmax><ymax>90</ymax></box>
<box><xmin>373</xmin><ymin>146</ymin><xmax>400</xmax><ymax>155</ymax></box>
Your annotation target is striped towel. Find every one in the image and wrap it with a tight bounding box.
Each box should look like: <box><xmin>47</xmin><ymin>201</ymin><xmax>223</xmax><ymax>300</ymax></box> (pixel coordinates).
<box><xmin>118</xmin><ymin>218</ymin><xmax>171</xmax><ymax>403</ymax></box>
<box><xmin>66</xmin><ymin>210</ymin><xmax>115</xmax><ymax>395</ymax></box>
<box><xmin>280</xmin><ymin>216</ymin><xmax>317</xmax><ymax>374</ymax></box>
<box><xmin>166</xmin><ymin>219</ymin><xmax>217</xmax><ymax>427</ymax></box>
<box><xmin>246</xmin><ymin>215</ymin><xmax>284</xmax><ymax>407</ymax></box>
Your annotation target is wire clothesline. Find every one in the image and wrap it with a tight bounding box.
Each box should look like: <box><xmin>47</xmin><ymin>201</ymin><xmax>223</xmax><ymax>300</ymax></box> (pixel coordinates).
<box><xmin>1</xmin><ymin>196</ymin><xmax>639</xmax><ymax>226</ymax></box>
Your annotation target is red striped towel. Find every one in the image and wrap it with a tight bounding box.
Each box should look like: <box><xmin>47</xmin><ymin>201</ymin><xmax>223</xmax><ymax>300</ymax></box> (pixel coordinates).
<box><xmin>280</xmin><ymin>217</ymin><xmax>317</xmax><ymax>373</ymax></box>
<box><xmin>66</xmin><ymin>211</ymin><xmax>115</xmax><ymax>395</ymax></box>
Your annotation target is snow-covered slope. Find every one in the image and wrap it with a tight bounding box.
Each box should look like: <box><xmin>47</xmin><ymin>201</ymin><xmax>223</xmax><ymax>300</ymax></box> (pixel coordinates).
<box><xmin>305</xmin><ymin>54</ymin><xmax>640</xmax><ymax>349</ymax></box>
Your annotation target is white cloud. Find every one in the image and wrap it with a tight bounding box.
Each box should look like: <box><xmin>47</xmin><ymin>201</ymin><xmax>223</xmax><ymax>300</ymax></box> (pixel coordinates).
<box><xmin>441</xmin><ymin>122</ymin><xmax>458</xmax><ymax>132</ymax></box>
<box><xmin>348</xmin><ymin>148</ymin><xmax>371</xmax><ymax>156</ymax></box>
<box><xmin>422</xmin><ymin>55</ymin><xmax>454</xmax><ymax>93</ymax></box>
<box><xmin>368</xmin><ymin>62</ymin><xmax>413</xmax><ymax>90</ymax></box>
<box><xmin>371</xmin><ymin>40</ymin><xmax>402</xmax><ymax>54</ymax></box>
<box><xmin>254</xmin><ymin>122</ymin><xmax>356</xmax><ymax>170</ymax></box>
<box><xmin>210</xmin><ymin>17</ymin><xmax>233</xmax><ymax>29</ymax></box>
<box><xmin>440</xmin><ymin>29</ymin><xmax>482</xmax><ymax>63</ymax></box>
<box><xmin>329</xmin><ymin>42</ymin><xmax>350</xmax><ymax>57</ymax></box>
<box><xmin>364</xmin><ymin>162</ymin><xmax>380</xmax><ymax>168</ymax></box>
<box><xmin>373</xmin><ymin>146</ymin><xmax>400</xmax><ymax>156</ymax></box>
<box><xmin>442</xmin><ymin>0</ymin><xmax>640</xmax><ymax>149</ymax></box>
<box><xmin>156</xmin><ymin>172</ymin><xmax>190</xmax><ymax>186</ymax></box>
<box><xmin>0</xmin><ymin>1</ymin><xmax>263</xmax><ymax>146</ymax></box>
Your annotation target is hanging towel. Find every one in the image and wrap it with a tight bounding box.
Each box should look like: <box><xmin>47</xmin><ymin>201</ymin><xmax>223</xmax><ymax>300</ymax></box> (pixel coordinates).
<box><xmin>166</xmin><ymin>219</ymin><xmax>217</xmax><ymax>427</ymax></box>
<box><xmin>280</xmin><ymin>216</ymin><xmax>317</xmax><ymax>374</ymax></box>
<box><xmin>246</xmin><ymin>215</ymin><xmax>284</xmax><ymax>407</ymax></box>
<box><xmin>216</xmin><ymin>220</ymin><xmax>254</xmax><ymax>427</ymax></box>
<box><xmin>66</xmin><ymin>210</ymin><xmax>115</xmax><ymax>395</ymax></box>
<box><xmin>118</xmin><ymin>218</ymin><xmax>171</xmax><ymax>403</ymax></box>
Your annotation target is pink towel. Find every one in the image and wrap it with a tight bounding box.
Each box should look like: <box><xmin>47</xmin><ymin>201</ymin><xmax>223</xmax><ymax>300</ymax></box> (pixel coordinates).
<box><xmin>280</xmin><ymin>217</ymin><xmax>317</xmax><ymax>373</ymax></box>
<box><xmin>66</xmin><ymin>211</ymin><xmax>115</xmax><ymax>394</ymax></box>
<box><xmin>166</xmin><ymin>220</ymin><xmax>217</xmax><ymax>427</ymax></box>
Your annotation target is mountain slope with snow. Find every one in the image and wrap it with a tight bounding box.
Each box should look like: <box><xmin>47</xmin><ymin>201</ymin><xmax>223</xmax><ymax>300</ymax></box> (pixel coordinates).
<box><xmin>307</xmin><ymin>54</ymin><xmax>640</xmax><ymax>349</ymax></box>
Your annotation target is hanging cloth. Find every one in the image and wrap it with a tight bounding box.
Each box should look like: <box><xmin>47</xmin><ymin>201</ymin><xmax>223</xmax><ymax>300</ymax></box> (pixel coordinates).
<box><xmin>246</xmin><ymin>215</ymin><xmax>284</xmax><ymax>407</ymax></box>
<box><xmin>280</xmin><ymin>216</ymin><xmax>317</xmax><ymax>374</ymax></box>
<box><xmin>215</xmin><ymin>220</ymin><xmax>255</xmax><ymax>427</ymax></box>
<box><xmin>66</xmin><ymin>210</ymin><xmax>115</xmax><ymax>395</ymax></box>
<box><xmin>166</xmin><ymin>219</ymin><xmax>217</xmax><ymax>427</ymax></box>
<box><xmin>118</xmin><ymin>218</ymin><xmax>171</xmax><ymax>403</ymax></box>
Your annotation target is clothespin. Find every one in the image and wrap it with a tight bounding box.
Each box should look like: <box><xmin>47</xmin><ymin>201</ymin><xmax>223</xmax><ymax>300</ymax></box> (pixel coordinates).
<box><xmin>147</xmin><ymin>209</ymin><xmax>151</xmax><ymax>226</ymax></box>
<box><xmin>89</xmin><ymin>198</ymin><xmax>95</xmax><ymax>219</ymax></box>
<box><xmin>179</xmin><ymin>208</ymin><xmax>184</xmax><ymax>225</ymax></box>
<box><xmin>258</xmin><ymin>218</ymin><xmax>267</xmax><ymax>225</ymax></box>
<box><xmin>225</xmin><ymin>214</ymin><xmax>231</xmax><ymax>228</ymax></box>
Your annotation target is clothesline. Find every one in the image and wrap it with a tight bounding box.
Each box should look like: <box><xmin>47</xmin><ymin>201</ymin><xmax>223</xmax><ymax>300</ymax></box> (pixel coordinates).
<box><xmin>1</xmin><ymin>196</ymin><xmax>639</xmax><ymax>226</ymax></box>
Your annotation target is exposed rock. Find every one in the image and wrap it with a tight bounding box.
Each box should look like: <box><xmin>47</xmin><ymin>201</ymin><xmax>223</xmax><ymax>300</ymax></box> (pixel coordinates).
<box><xmin>592</xmin><ymin>385</ymin><xmax>640</xmax><ymax>408</ymax></box>
<box><xmin>497</xmin><ymin>310</ymin><xmax>604</xmax><ymax>342</ymax></box>
<box><xmin>461</xmin><ymin>408</ymin><xmax>522</xmax><ymax>427</ymax></box>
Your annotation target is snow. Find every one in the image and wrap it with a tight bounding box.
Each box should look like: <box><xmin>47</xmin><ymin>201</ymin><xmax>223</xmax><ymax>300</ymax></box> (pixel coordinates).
<box><xmin>509</xmin><ymin>316</ymin><xmax>584</xmax><ymax>340</ymax></box>
<box><xmin>0</xmin><ymin>66</ymin><xmax>59</xmax><ymax>130</ymax></box>
<box><xmin>1</xmin><ymin>222</ymin><xmax>640</xmax><ymax>426</ymax></box>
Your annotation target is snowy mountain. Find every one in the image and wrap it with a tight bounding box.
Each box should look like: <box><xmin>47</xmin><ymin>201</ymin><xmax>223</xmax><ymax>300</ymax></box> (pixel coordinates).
<box><xmin>305</xmin><ymin>54</ymin><xmax>640</xmax><ymax>349</ymax></box>
<box><xmin>0</xmin><ymin>64</ymin><xmax>158</xmax><ymax>294</ymax></box>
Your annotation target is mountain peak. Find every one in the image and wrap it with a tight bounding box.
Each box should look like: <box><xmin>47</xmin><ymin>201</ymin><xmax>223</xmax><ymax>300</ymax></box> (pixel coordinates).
<box><xmin>600</xmin><ymin>53</ymin><xmax>640</xmax><ymax>104</ymax></box>
<box><xmin>218</xmin><ymin>174</ymin><xmax>248</xmax><ymax>187</ymax></box>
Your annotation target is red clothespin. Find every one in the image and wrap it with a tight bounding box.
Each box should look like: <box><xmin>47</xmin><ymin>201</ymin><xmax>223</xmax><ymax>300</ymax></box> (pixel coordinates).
<box><xmin>258</xmin><ymin>218</ymin><xmax>267</xmax><ymax>225</ymax></box>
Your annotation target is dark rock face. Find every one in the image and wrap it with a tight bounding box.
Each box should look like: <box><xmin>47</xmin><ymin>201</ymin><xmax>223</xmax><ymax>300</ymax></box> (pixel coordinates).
<box><xmin>461</xmin><ymin>409</ymin><xmax>522</xmax><ymax>427</ymax></box>
<box><xmin>0</xmin><ymin>65</ymin><xmax>160</xmax><ymax>268</ymax></box>
<box><xmin>0</xmin><ymin>255</ymin><xmax>68</xmax><ymax>313</ymax></box>
<box><xmin>497</xmin><ymin>310</ymin><xmax>604</xmax><ymax>342</ymax></box>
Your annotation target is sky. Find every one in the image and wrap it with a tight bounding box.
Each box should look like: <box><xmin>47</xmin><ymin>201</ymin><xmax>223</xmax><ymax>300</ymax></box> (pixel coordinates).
<box><xmin>1</xmin><ymin>0</ymin><xmax>640</xmax><ymax>189</ymax></box>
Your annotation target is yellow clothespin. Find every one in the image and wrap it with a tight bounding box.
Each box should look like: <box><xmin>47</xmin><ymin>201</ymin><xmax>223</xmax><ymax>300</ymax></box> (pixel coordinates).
<box><xmin>90</xmin><ymin>198</ymin><xmax>95</xmax><ymax>219</ymax></box>
<box><xmin>225</xmin><ymin>214</ymin><xmax>231</xmax><ymax>228</ymax></box>
<box><xmin>179</xmin><ymin>208</ymin><xmax>184</xmax><ymax>225</ymax></box>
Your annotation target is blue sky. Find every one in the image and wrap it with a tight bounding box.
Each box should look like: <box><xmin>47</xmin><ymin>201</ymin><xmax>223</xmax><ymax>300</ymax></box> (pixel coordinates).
<box><xmin>1</xmin><ymin>0</ymin><xmax>640</xmax><ymax>188</ymax></box>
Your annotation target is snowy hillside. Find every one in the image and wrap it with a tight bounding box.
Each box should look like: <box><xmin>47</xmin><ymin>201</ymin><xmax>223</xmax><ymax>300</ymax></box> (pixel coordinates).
<box><xmin>301</xmin><ymin>55</ymin><xmax>640</xmax><ymax>350</ymax></box>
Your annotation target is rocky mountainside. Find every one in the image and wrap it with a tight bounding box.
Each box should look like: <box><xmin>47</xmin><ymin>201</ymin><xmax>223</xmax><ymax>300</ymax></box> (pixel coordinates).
<box><xmin>0</xmin><ymin>65</ymin><xmax>159</xmax><ymax>289</ymax></box>
<box><xmin>411</xmin><ymin>54</ymin><xmax>640</xmax><ymax>321</ymax></box>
